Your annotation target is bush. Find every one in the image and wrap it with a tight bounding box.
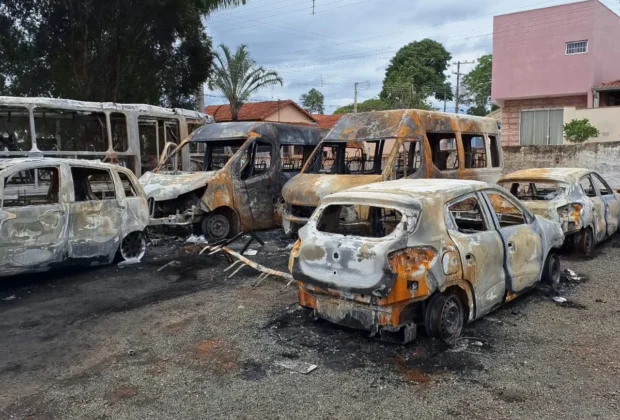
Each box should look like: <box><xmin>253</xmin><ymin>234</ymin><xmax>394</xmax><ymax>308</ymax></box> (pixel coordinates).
<box><xmin>563</xmin><ymin>118</ymin><xmax>599</xmax><ymax>144</ymax></box>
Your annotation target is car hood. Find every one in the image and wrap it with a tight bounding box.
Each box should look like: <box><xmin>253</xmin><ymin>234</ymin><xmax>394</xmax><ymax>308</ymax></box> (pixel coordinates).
<box><xmin>282</xmin><ymin>174</ymin><xmax>383</xmax><ymax>207</ymax></box>
<box><xmin>139</xmin><ymin>171</ymin><xmax>217</xmax><ymax>201</ymax></box>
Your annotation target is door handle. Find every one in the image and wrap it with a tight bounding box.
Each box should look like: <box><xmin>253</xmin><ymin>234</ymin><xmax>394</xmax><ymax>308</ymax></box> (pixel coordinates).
<box><xmin>54</xmin><ymin>209</ymin><xmax>66</xmax><ymax>216</ymax></box>
<box><xmin>508</xmin><ymin>242</ymin><xmax>515</xmax><ymax>252</ymax></box>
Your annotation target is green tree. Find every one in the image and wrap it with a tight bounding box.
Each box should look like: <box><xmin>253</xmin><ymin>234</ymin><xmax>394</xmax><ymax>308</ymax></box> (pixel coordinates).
<box><xmin>300</xmin><ymin>89</ymin><xmax>325</xmax><ymax>114</ymax></box>
<box><xmin>563</xmin><ymin>119</ymin><xmax>599</xmax><ymax>143</ymax></box>
<box><xmin>460</xmin><ymin>54</ymin><xmax>497</xmax><ymax>116</ymax></box>
<box><xmin>208</xmin><ymin>44</ymin><xmax>283</xmax><ymax>121</ymax></box>
<box><xmin>0</xmin><ymin>0</ymin><xmax>245</xmax><ymax>108</ymax></box>
<box><xmin>379</xmin><ymin>39</ymin><xmax>453</xmax><ymax>110</ymax></box>
<box><xmin>333</xmin><ymin>98</ymin><xmax>390</xmax><ymax>115</ymax></box>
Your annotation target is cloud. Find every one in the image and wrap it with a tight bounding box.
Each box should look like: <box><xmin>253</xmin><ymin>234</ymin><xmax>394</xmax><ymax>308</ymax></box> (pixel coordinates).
<box><xmin>204</xmin><ymin>0</ymin><xmax>617</xmax><ymax>113</ymax></box>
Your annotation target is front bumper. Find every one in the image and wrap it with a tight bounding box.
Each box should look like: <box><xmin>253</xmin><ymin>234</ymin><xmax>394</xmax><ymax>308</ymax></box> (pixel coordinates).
<box><xmin>147</xmin><ymin>202</ymin><xmax>206</xmax><ymax>227</ymax></box>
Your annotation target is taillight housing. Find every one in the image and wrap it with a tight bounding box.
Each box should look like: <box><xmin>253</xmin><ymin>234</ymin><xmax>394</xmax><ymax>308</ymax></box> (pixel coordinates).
<box><xmin>557</xmin><ymin>203</ymin><xmax>582</xmax><ymax>221</ymax></box>
<box><xmin>387</xmin><ymin>247</ymin><xmax>436</xmax><ymax>275</ymax></box>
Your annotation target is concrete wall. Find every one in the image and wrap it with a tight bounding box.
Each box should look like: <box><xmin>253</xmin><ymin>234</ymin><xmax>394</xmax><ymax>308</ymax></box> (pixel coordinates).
<box><xmin>564</xmin><ymin>106</ymin><xmax>620</xmax><ymax>143</ymax></box>
<box><xmin>503</xmin><ymin>142</ymin><xmax>620</xmax><ymax>188</ymax></box>
<box><xmin>492</xmin><ymin>0</ymin><xmax>620</xmax><ymax>107</ymax></box>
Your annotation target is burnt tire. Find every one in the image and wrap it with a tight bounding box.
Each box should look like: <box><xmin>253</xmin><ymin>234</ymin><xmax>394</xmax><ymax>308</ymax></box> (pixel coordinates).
<box><xmin>580</xmin><ymin>227</ymin><xmax>594</xmax><ymax>256</ymax></box>
<box><xmin>541</xmin><ymin>252</ymin><xmax>561</xmax><ymax>288</ymax></box>
<box><xmin>202</xmin><ymin>213</ymin><xmax>231</xmax><ymax>240</ymax></box>
<box><xmin>425</xmin><ymin>292</ymin><xmax>464</xmax><ymax>345</ymax></box>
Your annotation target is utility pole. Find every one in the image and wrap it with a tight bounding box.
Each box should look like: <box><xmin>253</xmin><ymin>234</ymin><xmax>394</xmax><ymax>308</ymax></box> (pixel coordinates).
<box><xmin>312</xmin><ymin>0</ymin><xmax>315</xmax><ymax>15</ymax></box>
<box><xmin>443</xmin><ymin>92</ymin><xmax>447</xmax><ymax>112</ymax></box>
<box><xmin>452</xmin><ymin>60</ymin><xmax>475</xmax><ymax>114</ymax></box>
<box><xmin>196</xmin><ymin>85</ymin><xmax>205</xmax><ymax>113</ymax></box>
<box><xmin>353</xmin><ymin>82</ymin><xmax>358</xmax><ymax>113</ymax></box>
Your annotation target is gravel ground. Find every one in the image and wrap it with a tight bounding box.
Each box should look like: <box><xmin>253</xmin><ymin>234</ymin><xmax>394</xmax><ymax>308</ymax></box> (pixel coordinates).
<box><xmin>1</xmin><ymin>231</ymin><xmax>619</xmax><ymax>420</ymax></box>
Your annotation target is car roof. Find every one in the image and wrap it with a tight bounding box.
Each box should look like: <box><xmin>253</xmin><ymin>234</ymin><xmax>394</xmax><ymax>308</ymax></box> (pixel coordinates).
<box><xmin>500</xmin><ymin>168</ymin><xmax>591</xmax><ymax>183</ymax></box>
<box><xmin>0</xmin><ymin>157</ymin><xmax>126</xmax><ymax>172</ymax></box>
<box><xmin>324</xmin><ymin>178</ymin><xmax>491</xmax><ymax>207</ymax></box>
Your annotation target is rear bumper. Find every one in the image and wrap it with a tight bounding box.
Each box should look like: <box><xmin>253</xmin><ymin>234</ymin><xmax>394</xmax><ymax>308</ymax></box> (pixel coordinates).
<box><xmin>298</xmin><ymin>286</ymin><xmax>417</xmax><ymax>342</ymax></box>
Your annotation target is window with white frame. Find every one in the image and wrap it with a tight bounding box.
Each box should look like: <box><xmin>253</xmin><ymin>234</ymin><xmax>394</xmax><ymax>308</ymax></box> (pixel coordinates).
<box><xmin>566</xmin><ymin>40</ymin><xmax>588</xmax><ymax>55</ymax></box>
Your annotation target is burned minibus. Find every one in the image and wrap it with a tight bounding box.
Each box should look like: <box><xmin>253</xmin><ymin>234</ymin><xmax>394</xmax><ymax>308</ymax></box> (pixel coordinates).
<box><xmin>281</xmin><ymin>109</ymin><xmax>503</xmax><ymax>234</ymax></box>
<box><xmin>139</xmin><ymin>122</ymin><xmax>323</xmax><ymax>239</ymax></box>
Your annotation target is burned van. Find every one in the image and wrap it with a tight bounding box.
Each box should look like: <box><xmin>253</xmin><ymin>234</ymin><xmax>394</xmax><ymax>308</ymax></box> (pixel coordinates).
<box><xmin>139</xmin><ymin>122</ymin><xmax>322</xmax><ymax>239</ymax></box>
<box><xmin>281</xmin><ymin>109</ymin><xmax>502</xmax><ymax>234</ymax></box>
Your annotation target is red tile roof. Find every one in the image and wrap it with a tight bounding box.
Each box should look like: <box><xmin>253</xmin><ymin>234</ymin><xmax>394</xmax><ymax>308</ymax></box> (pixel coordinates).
<box><xmin>311</xmin><ymin>114</ymin><xmax>343</xmax><ymax>130</ymax></box>
<box><xmin>598</xmin><ymin>79</ymin><xmax>620</xmax><ymax>89</ymax></box>
<box><xmin>204</xmin><ymin>100</ymin><xmax>315</xmax><ymax>122</ymax></box>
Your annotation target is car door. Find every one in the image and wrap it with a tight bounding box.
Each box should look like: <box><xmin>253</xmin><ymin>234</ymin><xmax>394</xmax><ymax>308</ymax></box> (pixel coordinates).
<box><xmin>482</xmin><ymin>189</ymin><xmax>543</xmax><ymax>293</ymax></box>
<box><xmin>67</xmin><ymin>165</ymin><xmax>122</xmax><ymax>263</ymax></box>
<box><xmin>579</xmin><ymin>175</ymin><xmax>606</xmax><ymax>242</ymax></box>
<box><xmin>445</xmin><ymin>193</ymin><xmax>506</xmax><ymax>317</ymax></box>
<box><xmin>0</xmin><ymin>163</ymin><xmax>69</xmax><ymax>273</ymax></box>
<box><xmin>114</xmin><ymin>169</ymin><xmax>149</xmax><ymax>237</ymax></box>
<box><xmin>590</xmin><ymin>173</ymin><xmax>619</xmax><ymax>236</ymax></box>
<box><xmin>232</xmin><ymin>138</ymin><xmax>278</xmax><ymax>230</ymax></box>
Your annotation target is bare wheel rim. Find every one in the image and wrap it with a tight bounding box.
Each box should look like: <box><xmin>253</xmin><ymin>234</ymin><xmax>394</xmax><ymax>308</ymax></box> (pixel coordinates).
<box><xmin>582</xmin><ymin>229</ymin><xmax>593</xmax><ymax>254</ymax></box>
<box><xmin>206</xmin><ymin>214</ymin><xmax>230</xmax><ymax>239</ymax></box>
<box><xmin>120</xmin><ymin>232</ymin><xmax>147</xmax><ymax>260</ymax></box>
<box><xmin>440</xmin><ymin>296</ymin><xmax>463</xmax><ymax>340</ymax></box>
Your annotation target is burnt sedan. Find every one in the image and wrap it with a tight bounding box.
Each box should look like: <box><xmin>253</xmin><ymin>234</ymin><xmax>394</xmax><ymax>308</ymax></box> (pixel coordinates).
<box><xmin>499</xmin><ymin>168</ymin><xmax>620</xmax><ymax>255</ymax></box>
<box><xmin>289</xmin><ymin>179</ymin><xmax>564</xmax><ymax>344</ymax></box>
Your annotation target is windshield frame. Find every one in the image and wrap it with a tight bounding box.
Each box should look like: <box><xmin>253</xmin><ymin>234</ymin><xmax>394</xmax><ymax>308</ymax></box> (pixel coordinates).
<box><xmin>498</xmin><ymin>179</ymin><xmax>569</xmax><ymax>201</ymax></box>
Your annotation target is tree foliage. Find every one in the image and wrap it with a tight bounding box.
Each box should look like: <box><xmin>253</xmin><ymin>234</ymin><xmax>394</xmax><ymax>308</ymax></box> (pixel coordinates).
<box><xmin>563</xmin><ymin>119</ymin><xmax>599</xmax><ymax>143</ymax></box>
<box><xmin>460</xmin><ymin>54</ymin><xmax>495</xmax><ymax>116</ymax></box>
<box><xmin>0</xmin><ymin>0</ymin><xmax>245</xmax><ymax>108</ymax></box>
<box><xmin>333</xmin><ymin>98</ymin><xmax>391</xmax><ymax>115</ymax></box>
<box><xmin>300</xmin><ymin>88</ymin><xmax>325</xmax><ymax>114</ymax></box>
<box><xmin>208</xmin><ymin>44</ymin><xmax>282</xmax><ymax>121</ymax></box>
<box><xmin>379</xmin><ymin>39</ymin><xmax>453</xmax><ymax>110</ymax></box>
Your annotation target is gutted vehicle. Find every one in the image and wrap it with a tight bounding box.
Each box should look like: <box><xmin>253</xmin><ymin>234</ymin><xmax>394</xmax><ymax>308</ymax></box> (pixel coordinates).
<box><xmin>281</xmin><ymin>109</ymin><xmax>503</xmax><ymax>234</ymax></box>
<box><xmin>0</xmin><ymin>158</ymin><xmax>149</xmax><ymax>277</ymax></box>
<box><xmin>139</xmin><ymin>122</ymin><xmax>322</xmax><ymax>239</ymax></box>
<box><xmin>289</xmin><ymin>179</ymin><xmax>564</xmax><ymax>344</ymax></box>
<box><xmin>499</xmin><ymin>168</ymin><xmax>620</xmax><ymax>255</ymax></box>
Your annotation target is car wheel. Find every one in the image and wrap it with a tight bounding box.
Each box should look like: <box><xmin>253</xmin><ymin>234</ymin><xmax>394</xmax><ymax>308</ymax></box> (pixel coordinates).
<box><xmin>202</xmin><ymin>213</ymin><xmax>230</xmax><ymax>240</ymax></box>
<box><xmin>425</xmin><ymin>292</ymin><xmax>464</xmax><ymax>345</ymax></box>
<box><xmin>580</xmin><ymin>227</ymin><xmax>594</xmax><ymax>256</ymax></box>
<box><xmin>541</xmin><ymin>252</ymin><xmax>561</xmax><ymax>288</ymax></box>
<box><xmin>120</xmin><ymin>231</ymin><xmax>147</xmax><ymax>261</ymax></box>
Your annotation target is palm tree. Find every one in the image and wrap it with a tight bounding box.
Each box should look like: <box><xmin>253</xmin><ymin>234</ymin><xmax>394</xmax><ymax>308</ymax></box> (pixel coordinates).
<box><xmin>208</xmin><ymin>44</ymin><xmax>283</xmax><ymax>121</ymax></box>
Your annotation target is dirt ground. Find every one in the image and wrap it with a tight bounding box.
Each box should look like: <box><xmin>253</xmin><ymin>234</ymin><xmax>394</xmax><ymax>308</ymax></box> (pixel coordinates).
<box><xmin>1</xmin><ymin>230</ymin><xmax>619</xmax><ymax>420</ymax></box>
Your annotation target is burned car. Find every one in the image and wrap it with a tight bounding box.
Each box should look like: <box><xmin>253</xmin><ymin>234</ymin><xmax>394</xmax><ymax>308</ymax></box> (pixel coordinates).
<box><xmin>0</xmin><ymin>158</ymin><xmax>149</xmax><ymax>277</ymax></box>
<box><xmin>499</xmin><ymin>168</ymin><xmax>620</xmax><ymax>255</ymax></box>
<box><xmin>289</xmin><ymin>179</ymin><xmax>564</xmax><ymax>344</ymax></box>
<box><xmin>139</xmin><ymin>122</ymin><xmax>322</xmax><ymax>239</ymax></box>
<box><xmin>281</xmin><ymin>109</ymin><xmax>503</xmax><ymax>234</ymax></box>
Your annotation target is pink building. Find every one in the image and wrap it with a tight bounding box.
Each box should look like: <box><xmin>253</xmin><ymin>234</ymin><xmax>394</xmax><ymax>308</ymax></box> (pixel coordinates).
<box><xmin>492</xmin><ymin>0</ymin><xmax>620</xmax><ymax>146</ymax></box>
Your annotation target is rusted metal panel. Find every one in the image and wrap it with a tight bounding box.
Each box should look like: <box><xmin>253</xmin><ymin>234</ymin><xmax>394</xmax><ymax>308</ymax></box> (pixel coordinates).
<box><xmin>290</xmin><ymin>178</ymin><xmax>564</xmax><ymax>343</ymax></box>
<box><xmin>0</xmin><ymin>158</ymin><xmax>149</xmax><ymax>277</ymax></box>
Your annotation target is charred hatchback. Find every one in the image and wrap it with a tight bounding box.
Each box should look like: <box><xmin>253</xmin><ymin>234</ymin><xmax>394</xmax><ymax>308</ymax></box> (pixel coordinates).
<box><xmin>289</xmin><ymin>179</ymin><xmax>564</xmax><ymax>344</ymax></box>
<box><xmin>499</xmin><ymin>168</ymin><xmax>620</xmax><ymax>255</ymax></box>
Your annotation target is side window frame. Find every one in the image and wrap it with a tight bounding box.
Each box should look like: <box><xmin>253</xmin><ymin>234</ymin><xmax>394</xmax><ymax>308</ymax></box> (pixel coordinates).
<box><xmin>1</xmin><ymin>164</ymin><xmax>63</xmax><ymax>209</ymax></box>
<box><xmin>445</xmin><ymin>192</ymin><xmax>494</xmax><ymax>234</ymax></box>
<box><xmin>591</xmin><ymin>173</ymin><xmax>612</xmax><ymax>196</ymax></box>
<box><xmin>116</xmin><ymin>170</ymin><xmax>139</xmax><ymax>198</ymax></box>
<box><xmin>240</xmin><ymin>139</ymin><xmax>274</xmax><ymax>180</ymax></box>
<box><xmin>579</xmin><ymin>175</ymin><xmax>598</xmax><ymax>198</ymax></box>
<box><xmin>481</xmin><ymin>188</ymin><xmax>534</xmax><ymax>228</ymax></box>
<box><xmin>69</xmin><ymin>165</ymin><xmax>119</xmax><ymax>202</ymax></box>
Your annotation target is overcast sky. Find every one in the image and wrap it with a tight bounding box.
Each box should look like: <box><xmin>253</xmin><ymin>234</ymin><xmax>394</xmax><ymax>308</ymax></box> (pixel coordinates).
<box><xmin>204</xmin><ymin>0</ymin><xmax>619</xmax><ymax>114</ymax></box>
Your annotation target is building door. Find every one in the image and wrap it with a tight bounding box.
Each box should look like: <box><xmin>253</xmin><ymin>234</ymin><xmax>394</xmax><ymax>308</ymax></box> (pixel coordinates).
<box><xmin>520</xmin><ymin>109</ymin><xmax>564</xmax><ymax>145</ymax></box>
